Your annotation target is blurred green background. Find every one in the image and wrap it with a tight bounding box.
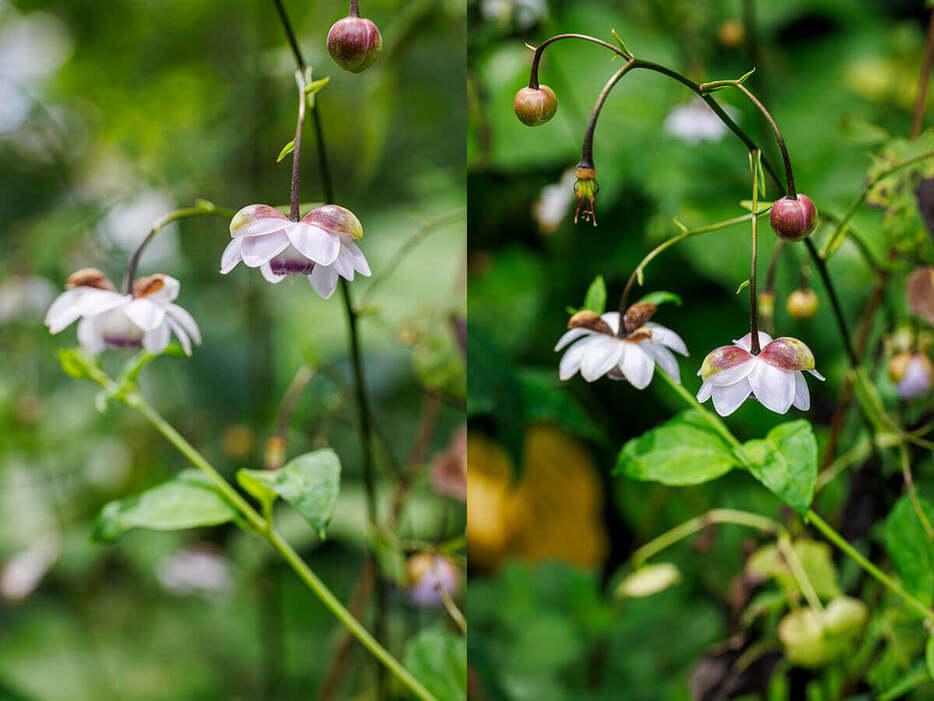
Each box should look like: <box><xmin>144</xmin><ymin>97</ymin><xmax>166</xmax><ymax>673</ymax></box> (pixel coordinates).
<box><xmin>0</xmin><ymin>0</ymin><xmax>466</xmax><ymax>698</ymax></box>
<box><xmin>467</xmin><ymin>0</ymin><xmax>934</xmax><ymax>699</ymax></box>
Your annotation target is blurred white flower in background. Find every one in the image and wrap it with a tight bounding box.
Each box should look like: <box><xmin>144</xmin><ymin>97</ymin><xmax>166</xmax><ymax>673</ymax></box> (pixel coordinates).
<box><xmin>157</xmin><ymin>546</ymin><xmax>232</xmax><ymax>596</ymax></box>
<box><xmin>1</xmin><ymin>534</ymin><xmax>60</xmax><ymax>602</ymax></box>
<box><xmin>664</xmin><ymin>98</ymin><xmax>730</xmax><ymax>144</ymax></box>
<box><xmin>96</xmin><ymin>190</ymin><xmax>180</xmax><ymax>269</ymax></box>
<box><xmin>480</xmin><ymin>0</ymin><xmax>546</xmax><ymax>31</ymax></box>
<box><xmin>406</xmin><ymin>553</ymin><xmax>461</xmax><ymax>608</ymax></box>
<box><xmin>532</xmin><ymin>168</ymin><xmax>577</xmax><ymax>234</ymax></box>
<box><xmin>0</xmin><ymin>276</ymin><xmax>56</xmax><ymax>323</ymax></box>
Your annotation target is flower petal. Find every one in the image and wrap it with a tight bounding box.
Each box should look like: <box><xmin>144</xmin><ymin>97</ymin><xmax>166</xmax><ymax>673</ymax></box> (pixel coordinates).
<box><xmin>700</xmin><ymin>346</ymin><xmax>755</xmax><ymax>386</ymax></box>
<box><xmin>331</xmin><ymin>247</ymin><xmax>355</xmax><ymax>281</ymax></box>
<box><xmin>230</xmin><ymin>204</ymin><xmax>289</xmax><ymax>237</ymax></box>
<box><xmin>260</xmin><ymin>263</ymin><xmax>286</xmax><ymax>284</ymax></box>
<box><xmin>733</xmin><ymin>331</ymin><xmax>773</xmax><ymax>352</ymax></box>
<box><xmin>808</xmin><ymin>369</ymin><xmax>825</xmax><ymax>381</ymax></box>
<box><xmin>559</xmin><ymin>338</ymin><xmax>589</xmax><ymax>380</ymax></box>
<box><xmin>554</xmin><ymin>328</ymin><xmax>590</xmax><ymax>352</ymax></box>
<box><xmin>641</xmin><ymin>341</ymin><xmax>679</xmax><ymax>383</ymax></box>
<box><xmin>135</xmin><ymin>274</ymin><xmax>180</xmax><ymax>306</ymax></box>
<box><xmin>644</xmin><ymin>322</ymin><xmax>688</xmax><ymax>356</ymax></box>
<box><xmin>77</xmin><ymin>317</ymin><xmax>105</xmax><ymax>354</ymax></box>
<box><xmin>620</xmin><ymin>343</ymin><xmax>655</xmax><ymax>389</ymax></box>
<box><xmin>711</xmin><ymin>379</ymin><xmax>751</xmax><ymax>416</ymax></box>
<box><xmin>220</xmin><ymin>237</ymin><xmax>243</xmax><ymax>274</ymax></box>
<box><xmin>167</xmin><ymin>304</ymin><xmax>201</xmax><ymax>345</ymax></box>
<box><xmin>697</xmin><ymin>381</ymin><xmax>712</xmax><ymax>403</ymax></box>
<box><xmin>309</xmin><ymin>264</ymin><xmax>339</xmax><ymax>299</ymax></box>
<box><xmin>759</xmin><ymin>336</ymin><xmax>816</xmax><ymax>372</ymax></box>
<box><xmin>792</xmin><ymin>371</ymin><xmax>811</xmax><ymax>411</ymax></box>
<box><xmin>600</xmin><ymin>311</ymin><xmax>621</xmax><ymax>335</ymax></box>
<box><xmin>748</xmin><ymin>360</ymin><xmax>796</xmax><ymax>414</ymax></box>
<box><xmin>143</xmin><ymin>322</ymin><xmax>170</xmax><ymax>354</ymax></box>
<box><xmin>241</xmin><ymin>230</ymin><xmax>291</xmax><ymax>267</ymax></box>
<box><xmin>45</xmin><ymin>288</ymin><xmax>126</xmax><ymax>334</ymax></box>
<box><xmin>167</xmin><ymin>317</ymin><xmax>192</xmax><ymax>356</ymax></box>
<box><xmin>579</xmin><ymin>336</ymin><xmax>623</xmax><ymax>382</ymax></box>
<box><xmin>343</xmin><ymin>240</ymin><xmax>371</xmax><ymax>276</ymax></box>
<box><xmin>286</xmin><ymin>222</ymin><xmax>340</xmax><ymax>266</ymax></box>
<box><xmin>125</xmin><ymin>298</ymin><xmax>166</xmax><ymax>331</ymax></box>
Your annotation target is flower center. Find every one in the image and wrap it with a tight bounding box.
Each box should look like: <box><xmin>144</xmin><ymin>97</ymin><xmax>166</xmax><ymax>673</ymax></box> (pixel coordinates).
<box><xmin>269</xmin><ymin>245</ymin><xmax>316</xmax><ymax>275</ymax></box>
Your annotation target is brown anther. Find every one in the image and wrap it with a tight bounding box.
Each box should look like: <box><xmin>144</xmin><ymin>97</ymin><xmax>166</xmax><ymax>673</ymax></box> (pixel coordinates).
<box><xmin>623</xmin><ymin>302</ymin><xmax>657</xmax><ymax>333</ymax></box>
<box><xmin>65</xmin><ymin>268</ymin><xmax>116</xmax><ymax>291</ymax></box>
<box><xmin>568</xmin><ymin>309</ymin><xmax>614</xmax><ymax>336</ymax></box>
<box><xmin>132</xmin><ymin>274</ymin><xmax>166</xmax><ymax>298</ymax></box>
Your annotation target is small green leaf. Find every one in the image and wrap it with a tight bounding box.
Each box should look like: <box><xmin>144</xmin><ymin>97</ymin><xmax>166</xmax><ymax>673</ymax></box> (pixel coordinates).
<box><xmin>615</xmin><ymin>410</ymin><xmax>738</xmax><ymax>485</ymax></box>
<box><xmin>883</xmin><ymin>494</ymin><xmax>934</xmax><ymax>608</ymax></box>
<box><xmin>237</xmin><ymin>448</ymin><xmax>340</xmax><ymax>538</ymax></box>
<box><xmin>237</xmin><ymin>470</ymin><xmax>277</xmax><ymax>520</ymax></box>
<box><xmin>276</xmin><ymin>140</ymin><xmax>295</xmax><ymax>163</ymax></box>
<box><xmin>736</xmin><ymin>279</ymin><xmax>750</xmax><ymax>294</ymax></box>
<box><xmin>92</xmin><ymin>470</ymin><xmax>237</xmax><ymax>543</ymax></box>
<box><xmin>58</xmin><ymin>348</ymin><xmax>105</xmax><ymax>383</ymax></box>
<box><xmin>737</xmin><ymin>420</ymin><xmax>817</xmax><ymax>515</ymax></box>
<box><xmin>402</xmin><ymin>626</ymin><xmax>466</xmax><ymax>701</ymax></box>
<box><xmin>926</xmin><ymin>636</ymin><xmax>934</xmax><ymax>680</ymax></box>
<box><xmin>305</xmin><ymin>76</ymin><xmax>330</xmax><ymax>95</ymax></box>
<box><xmin>582</xmin><ymin>275</ymin><xmax>607</xmax><ymax>314</ymax></box>
<box><xmin>638</xmin><ymin>290</ymin><xmax>682</xmax><ymax>307</ymax></box>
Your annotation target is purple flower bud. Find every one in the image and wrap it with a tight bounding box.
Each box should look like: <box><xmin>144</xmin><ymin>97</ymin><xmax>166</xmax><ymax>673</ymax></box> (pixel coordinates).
<box><xmin>769</xmin><ymin>194</ymin><xmax>818</xmax><ymax>242</ymax></box>
<box><xmin>406</xmin><ymin>553</ymin><xmax>460</xmax><ymax>608</ymax></box>
<box><xmin>888</xmin><ymin>351</ymin><xmax>933</xmax><ymax>398</ymax></box>
<box><xmin>513</xmin><ymin>85</ymin><xmax>557</xmax><ymax>127</ymax></box>
<box><xmin>327</xmin><ymin>16</ymin><xmax>382</xmax><ymax>73</ymax></box>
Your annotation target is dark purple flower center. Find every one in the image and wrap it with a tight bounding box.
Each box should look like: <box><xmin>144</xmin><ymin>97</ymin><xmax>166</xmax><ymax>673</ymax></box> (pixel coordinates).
<box><xmin>270</xmin><ymin>258</ymin><xmax>315</xmax><ymax>275</ymax></box>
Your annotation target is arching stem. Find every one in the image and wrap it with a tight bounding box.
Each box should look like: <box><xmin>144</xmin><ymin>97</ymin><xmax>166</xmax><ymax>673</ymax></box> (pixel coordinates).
<box><xmin>580</xmin><ymin>60</ymin><xmax>636</xmax><ymax>175</ymax></box>
<box><xmin>527</xmin><ymin>33</ymin><xmax>629</xmax><ymax>90</ymax></box>
<box><xmin>732</xmin><ymin>83</ymin><xmax>796</xmax><ymax>198</ymax></box>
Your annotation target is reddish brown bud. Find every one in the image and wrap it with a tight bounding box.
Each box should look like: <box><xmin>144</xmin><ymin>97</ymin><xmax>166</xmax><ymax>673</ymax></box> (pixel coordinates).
<box><xmin>327</xmin><ymin>16</ymin><xmax>382</xmax><ymax>73</ymax></box>
<box><xmin>769</xmin><ymin>194</ymin><xmax>818</xmax><ymax>242</ymax></box>
<box><xmin>513</xmin><ymin>85</ymin><xmax>557</xmax><ymax>127</ymax></box>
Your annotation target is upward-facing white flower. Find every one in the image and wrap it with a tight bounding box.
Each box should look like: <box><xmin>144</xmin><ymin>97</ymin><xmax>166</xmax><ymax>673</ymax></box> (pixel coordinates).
<box><xmin>221</xmin><ymin>203</ymin><xmax>371</xmax><ymax>299</ymax></box>
<box><xmin>555</xmin><ymin>303</ymin><xmax>688</xmax><ymax>387</ymax></box>
<box><xmin>44</xmin><ymin>269</ymin><xmax>201</xmax><ymax>355</ymax></box>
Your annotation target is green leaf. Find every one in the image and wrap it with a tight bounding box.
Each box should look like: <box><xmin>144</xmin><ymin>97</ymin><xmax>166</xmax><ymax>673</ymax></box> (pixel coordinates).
<box><xmin>883</xmin><ymin>495</ymin><xmax>934</xmax><ymax>608</ymax></box>
<box><xmin>927</xmin><ymin>636</ymin><xmax>934</xmax><ymax>681</ymax></box>
<box><xmin>614</xmin><ymin>410</ymin><xmax>738</xmax><ymax>485</ymax></box>
<box><xmin>92</xmin><ymin>470</ymin><xmax>237</xmax><ymax>543</ymax></box>
<box><xmin>402</xmin><ymin>626</ymin><xmax>466</xmax><ymax>701</ymax></box>
<box><xmin>237</xmin><ymin>448</ymin><xmax>341</xmax><ymax>538</ymax></box>
<box><xmin>517</xmin><ymin>370</ymin><xmax>606</xmax><ymax>443</ymax></box>
<box><xmin>236</xmin><ymin>469</ymin><xmax>277</xmax><ymax>520</ymax></box>
<box><xmin>58</xmin><ymin>347</ymin><xmax>105</xmax><ymax>383</ymax></box>
<box><xmin>582</xmin><ymin>275</ymin><xmax>606</xmax><ymax>314</ymax></box>
<box><xmin>638</xmin><ymin>290</ymin><xmax>682</xmax><ymax>307</ymax></box>
<box><xmin>305</xmin><ymin>76</ymin><xmax>330</xmax><ymax>95</ymax></box>
<box><xmin>276</xmin><ymin>140</ymin><xmax>295</xmax><ymax>163</ymax></box>
<box><xmin>737</xmin><ymin>420</ymin><xmax>817</xmax><ymax>515</ymax></box>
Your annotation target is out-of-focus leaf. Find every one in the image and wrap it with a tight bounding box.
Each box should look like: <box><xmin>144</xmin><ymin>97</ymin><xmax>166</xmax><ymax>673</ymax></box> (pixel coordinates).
<box><xmin>883</xmin><ymin>494</ymin><xmax>934</xmax><ymax>608</ymax></box>
<box><xmin>92</xmin><ymin>470</ymin><xmax>237</xmax><ymax>543</ymax></box>
<box><xmin>747</xmin><ymin>539</ymin><xmax>840</xmax><ymax>602</ymax></box>
<box><xmin>615</xmin><ymin>410</ymin><xmax>737</xmax><ymax>485</ymax></box>
<box><xmin>616</xmin><ymin>563</ymin><xmax>681</xmax><ymax>598</ymax></box>
<box><xmin>517</xmin><ymin>369</ymin><xmax>605</xmax><ymax>443</ymax></box>
<box><xmin>582</xmin><ymin>275</ymin><xmax>606</xmax><ymax>314</ymax></box>
<box><xmin>57</xmin><ymin>347</ymin><xmax>104</xmax><ymax>383</ymax></box>
<box><xmin>403</xmin><ymin>626</ymin><xmax>467</xmax><ymax>701</ymax></box>
<box><xmin>638</xmin><ymin>290</ymin><xmax>682</xmax><ymax>307</ymax></box>
<box><xmin>237</xmin><ymin>448</ymin><xmax>340</xmax><ymax>538</ymax></box>
<box><xmin>736</xmin><ymin>420</ymin><xmax>817</xmax><ymax>515</ymax></box>
<box><xmin>907</xmin><ymin>266</ymin><xmax>934</xmax><ymax>326</ymax></box>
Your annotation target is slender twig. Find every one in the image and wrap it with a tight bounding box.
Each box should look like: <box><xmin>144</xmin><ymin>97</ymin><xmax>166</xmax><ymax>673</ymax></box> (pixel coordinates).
<box><xmin>289</xmin><ymin>69</ymin><xmax>307</xmax><ymax>222</ymax></box>
<box><xmin>732</xmin><ymin>83</ymin><xmax>796</xmax><ymax>198</ymax></box>
<box><xmin>580</xmin><ymin>60</ymin><xmax>636</xmax><ymax>170</ymax></box>
<box><xmin>749</xmin><ymin>151</ymin><xmax>761</xmax><ymax>353</ymax></box>
<box><xmin>899</xmin><ymin>442</ymin><xmax>934</xmax><ymax>541</ymax></box>
<box><xmin>778</xmin><ymin>533</ymin><xmax>824</xmax><ymax>615</ymax></box>
<box><xmin>527</xmin><ymin>33</ymin><xmax>630</xmax><ymax>89</ymax></box>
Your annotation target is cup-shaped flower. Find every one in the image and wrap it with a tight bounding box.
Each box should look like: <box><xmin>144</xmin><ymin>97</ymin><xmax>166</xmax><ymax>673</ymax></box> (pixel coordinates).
<box><xmin>697</xmin><ymin>332</ymin><xmax>824</xmax><ymax>416</ymax></box>
<box><xmin>888</xmin><ymin>351</ymin><xmax>932</xmax><ymax>399</ymax></box>
<box><xmin>44</xmin><ymin>269</ymin><xmax>201</xmax><ymax>355</ymax></box>
<box><xmin>554</xmin><ymin>304</ymin><xmax>688</xmax><ymax>387</ymax></box>
<box><xmin>327</xmin><ymin>16</ymin><xmax>382</xmax><ymax>73</ymax></box>
<box><xmin>221</xmin><ymin>204</ymin><xmax>371</xmax><ymax>299</ymax></box>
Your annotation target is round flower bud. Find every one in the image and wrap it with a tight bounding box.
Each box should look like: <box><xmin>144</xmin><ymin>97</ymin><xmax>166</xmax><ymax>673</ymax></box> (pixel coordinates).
<box><xmin>778</xmin><ymin>609</ymin><xmax>830</xmax><ymax>668</ymax></box>
<box><xmin>888</xmin><ymin>351</ymin><xmax>933</xmax><ymax>398</ymax></box>
<box><xmin>405</xmin><ymin>553</ymin><xmax>461</xmax><ymax>608</ymax></box>
<box><xmin>822</xmin><ymin>596</ymin><xmax>868</xmax><ymax>639</ymax></box>
<box><xmin>786</xmin><ymin>288</ymin><xmax>819</xmax><ymax>319</ymax></box>
<box><xmin>769</xmin><ymin>194</ymin><xmax>818</xmax><ymax>242</ymax></box>
<box><xmin>327</xmin><ymin>16</ymin><xmax>382</xmax><ymax>73</ymax></box>
<box><xmin>758</xmin><ymin>291</ymin><xmax>775</xmax><ymax>319</ymax></box>
<box><xmin>513</xmin><ymin>85</ymin><xmax>557</xmax><ymax>127</ymax></box>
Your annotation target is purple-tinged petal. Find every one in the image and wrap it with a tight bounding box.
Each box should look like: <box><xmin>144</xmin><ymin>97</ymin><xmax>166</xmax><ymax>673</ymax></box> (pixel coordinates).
<box><xmin>286</xmin><ymin>222</ymin><xmax>341</xmax><ymax>265</ymax></box>
<box><xmin>229</xmin><ymin>205</ymin><xmax>289</xmax><ymax>237</ymax></box>
<box><xmin>792</xmin><ymin>372</ymin><xmax>810</xmax><ymax>411</ymax></box>
<box><xmin>581</xmin><ymin>335</ymin><xmax>623</xmax><ymax>382</ymax></box>
<box><xmin>897</xmin><ymin>356</ymin><xmax>932</xmax><ymax>398</ymax></box>
<box><xmin>699</xmin><ymin>345</ymin><xmax>755</xmax><ymax>386</ymax></box>
<box><xmin>167</xmin><ymin>317</ymin><xmax>192</xmax><ymax>356</ymax></box>
<box><xmin>241</xmin><ymin>230</ymin><xmax>291</xmax><ymax>267</ymax></box>
<box><xmin>711</xmin><ymin>379</ymin><xmax>751</xmax><ymax>416</ymax></box>
<box><xmin>758</xmin><ymin>336</ymin><xmax>816</xmax><ymax>372</ymax></box>
<box><xmin>302</xmin><ymin>204</ymin><xmax>363</xmax><ymax>240</ymax></box>
<box><xmin>808</xmin><ymin>369</ymin><xmax>825</xmax><ymax>381</ymax></box>
<box><xmin>331</xmin><ymin>247</ymin><xmax>355</xmax><ymax>281</ymax></box>
<box><xmin>620</xmin><ymin>343</ymin><xmax>655</xmax><ymax>389</ymax></box>
<box><xmin>748</xmin><ymin>361</ymin><xmax>795</xmax><ymax>414</ymax></box>
<box><xmin>220</xmin><ymin>238</ymin><xmax>243</xmax><ymax>274</ymax></box>
<box><xmin>733</xmin><ymin>331</ymin><xmax>773</xmax><ymax>352</ymax></box>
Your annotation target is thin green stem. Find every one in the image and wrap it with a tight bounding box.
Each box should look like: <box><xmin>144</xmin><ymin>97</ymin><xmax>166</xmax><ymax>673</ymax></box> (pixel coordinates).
<box><xmin>125</xmin><ymin>392</ymin><xmax>436</xmax><ymax>701</ymax></box>
<box><xmin>658</xmin><ymin>371</ymin><xmax>741</xmax><ymax>449</ymax></box>
<box><xmin>899</xmin><ymin>442</ymin><xmax>934</xmax><ymax>541</ymax></box>
<box><xmin>778</xmin><ymin>532</ymin><xmax>825</xmax><ymax>615</ymax></box>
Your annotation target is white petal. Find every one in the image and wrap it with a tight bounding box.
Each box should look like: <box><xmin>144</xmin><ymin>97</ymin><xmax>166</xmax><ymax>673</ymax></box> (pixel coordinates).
<box><xmin>705</xmin><ymin>357</ymin><xmax>756</xmax><ymax>387</ymax></box>
<box><xmin>125</xmin><ymin>298</ymin><xmax>166</xmax><ymax>331</ymax></box>
<box><xmin>600</xmin><ymin>311</ymin><xmax>621</xmax><ymax>335</ymax></box>
<box><xmin>644</xmin><ymin>322</ymin><xmax>688</xmax><ymax>356</ymax></box>
<box><xmin>286</xmin><ymin>222</ymin><xmax>340</xmax><ymax>265</ymax></box>
<box><xmin>309</xmin><ymin>264</ymin><xmax>339</xmax><ymax>299</ymax></box>
<box><xmin>331</xmin><ymin>248</ymin><xmax>355</xmax><ymax>281</ymax></box>
<box><xmin>230</xmin><ymin>205</ymin><xmax>289</xmax><ymax>237</ymax></box>
<box><xmin>711</xmin><ymin>379</ymin><xmax>752</xmax><ymax>416</ymax></box>
<box><xmin>808</xmin><ymin>369</ymin><xmax>826</xmax><ymax>381</ymax></box>
<box><xmin>642</xmin><ymin>342</ymin><xmax>680</xmax><ymax>383</ymax></box>
<box><xmin>220</xmin><ymin>238</ymin><xmax>243</xmax><ymax>274</ymax></box>
<box><xmin>792</xmin><ymin>371</ymin><xmax>811</xmax><ymax>411</ymax></box>
<box><xmin>241</xmin><ymin>231</ymin><xmax>290</xmax><ymax>268</ymax></box>
<box><xmin>733</xmin><ymin>331</ymin><xmax>773</xmax><ymax>352</ymax></box>
<box><xmin>167</xmin><ymin>304</ymin><xmax>201</xmax><ymax>345</ymax></box>
<box><xmin>748</xmin><ymin>361</ymin><xmax>796</xmax><ymax>414</ymax></box>
<box><xmin>142</xmin><ymin>275</ymin><xmax>180</xmax><ymax>305</ymax></box>
<box><xmin>143</xmin><ymin>322</ymin><xmax>170</xmax><ymax>354</ymax></box>
<box><xmin>45</xmin><ymin>288</ymin><xmax>126</xmax><ymax>334</ymax></box>
<box><xmin>77</xmin><ymin>317</ymin><xmax>105</xmax><ymax>354</ymax></box>
<box><xmin>167</xmin><ymin>317</ymin><xmax>192</xmax><ymax>356</ymax></box>
<box><xmin>580</xmin><ymin>336</ymin><xmax>623</xmax><ymax>382</ymax></box>
<box><xmin>554</xmin><ymin>328</ymin><xmax>590</xmax><ymax>352</ymax></box>
<box><xmin>343</xmin><ymin>240</ymin><xmax>371</xmax><ymax>276</ymax></box>
<box><xmin>697</xmin><ymin>381</ymin><xmax>712</xmax><ymax>403</ymax></box>
<box><xmin>620</xmin><ymin>343</ymin><xmax>655</xmax><ymax>389</ymax></box>
<box><xmin>260</xmin><ymin>263</ymin><xmax>286</xmax><ymax>284</ymax></box>
<box><xmin>559</xmin><ymin>339</ymin><xmax>589</xmax><ymax>380</ymax></box>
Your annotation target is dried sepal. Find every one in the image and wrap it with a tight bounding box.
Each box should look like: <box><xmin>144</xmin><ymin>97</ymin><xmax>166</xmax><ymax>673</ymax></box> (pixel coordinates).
<box><xmin>66</xmin><ymin>268</ymin><xmax>116</xmax><ymax>291</ymax></box>
<box><xmin>568</xmin><ymin>310</ymin><xmax>614</xmax><ymax>336</ymax></box>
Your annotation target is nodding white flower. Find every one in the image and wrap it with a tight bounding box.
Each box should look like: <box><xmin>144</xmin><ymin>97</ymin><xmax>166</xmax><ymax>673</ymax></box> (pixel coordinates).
<box><xmin>221</xmin><ymin>203</ymin><xmax>371</xmax><ymax>299</ymax></box>
<box><xmin>889</xmin><ymin>351</ymin><xmax>933</xmax><ymax>399</ymax></box>
<box><xmin>664</xmin><ymin>98</ymin><xmax>730</xmax><ymax>144</ymax></box>
<box><xmin>697</xmin><ymin>332</ymin><xmax>825</xmax><ymax>417</ymax></box>
<box><xmin>554</xmin><ymin>303</ymin><xmax>689</xmax><ymax>387</ymax></box>
<box><xmin>44</xmin><ymin>268</ymin><xmax>201</xmax><ymax>355</ymax></box>
<box><xmin>406</xmin><ymin>553</ymin><xmax>461</xmax><ymax>608</ymax></box>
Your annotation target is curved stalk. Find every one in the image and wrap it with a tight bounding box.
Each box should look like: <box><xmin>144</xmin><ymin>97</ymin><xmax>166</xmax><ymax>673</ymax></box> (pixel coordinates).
<box><xmin>527</xmin><ymin>33</ymin><xmax>629</xmax><ymax>89</ymax></box>
<box><xmin>580</xmin><ymin>60</ymin><xmax>635</xmax><ymax>171</ymax></box>
<box><xmin>749</xmin><ymin>151</ymin><xmax>762</xmax><ymax>353</ymax></box>
<box><xmin>731</xmin><ymin>83</ymin><xmax>796</xmax><ymax>198</ymax></box>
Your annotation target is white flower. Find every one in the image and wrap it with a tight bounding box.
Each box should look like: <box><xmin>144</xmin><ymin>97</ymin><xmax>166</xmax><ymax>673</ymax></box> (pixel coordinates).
<box><xmin>889</xmin><ymin>351</ymin><xmax>932</xmax><ymax>399</ymax></box>
<box><xmin>221</xmin><ymin>203</ymin><xmax>371</xmax><ymax>299</ymax></box>
<box><xmin>696</xmin><ymin>331</ymin><xmax>825</xmax><ymax>417</ymax></box>
<box><xmin>157</xmin><ymin>546</ymin><xmax>232</xmax><ymax>595</ymax></box>
<box><xmin>664</xmin><ymin>98</ymin><xmax>730</xmax><ymax>144</ymax></box>
<box><xmin>532</xmin><ymin>168</ymin><xmax>577</xmax><ymax>234</ymax></box>
<box><xmin>554</xmin><ymin>305</ymin><xmax>688</xmax><ymax>387</ymax></box>
<box><xmin>1</xmin><ymin>535</ymin><xmax>60</xmax><ymax>602</ymax></box>
<box><xmin>44</xmin><ymin>268</ymin><xmax>201</xmax><ymax>355</ymax></box>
